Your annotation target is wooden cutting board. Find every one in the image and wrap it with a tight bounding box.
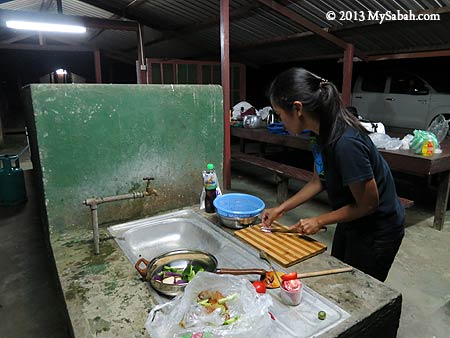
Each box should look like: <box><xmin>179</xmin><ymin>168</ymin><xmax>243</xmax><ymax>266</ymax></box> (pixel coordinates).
<box><xmin>235</xmin><ymin>223</ymin><xmax>327</xmax><ymax>267</ymax></box>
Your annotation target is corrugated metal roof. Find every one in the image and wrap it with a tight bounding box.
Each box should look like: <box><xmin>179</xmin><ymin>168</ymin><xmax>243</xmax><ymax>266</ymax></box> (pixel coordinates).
<box><xmin>1</xmin><ymin>0</ymin><xmax>450</xmax><ymax>64</ymax></box>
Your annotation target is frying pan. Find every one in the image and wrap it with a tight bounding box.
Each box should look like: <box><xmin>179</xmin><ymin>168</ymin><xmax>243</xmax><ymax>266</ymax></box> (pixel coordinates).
<box><xmin>135</xmin><ymin>249</ymin><xmax>266</xmax><ymax>297</ymax></box>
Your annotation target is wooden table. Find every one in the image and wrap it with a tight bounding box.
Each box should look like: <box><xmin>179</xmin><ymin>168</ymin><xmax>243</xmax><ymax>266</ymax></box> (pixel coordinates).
<box><xmin>231</xmin><ymin>127</ymin><xmax>450</xmax><ymax>230</ymax></box>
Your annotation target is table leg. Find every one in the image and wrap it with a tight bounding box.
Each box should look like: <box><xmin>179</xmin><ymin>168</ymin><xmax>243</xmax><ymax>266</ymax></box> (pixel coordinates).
<box><xmin>240</xmin><ymin>138</ymin><xmax>245</xmax><ymax>153</ymax></box>
<box><xmin>434</xmin><ymin>171</ymin><xmax>450</xmax><ymax>230</ymax></box>
<box><xmin>259</xmin><ymin>142</ymin><xmax>266</xmax><ymax>155</ymax></box>
<box><xmin>275</xmin><ymin>174</ymin><xmax>288</xmax><ymax>204</ymax></box>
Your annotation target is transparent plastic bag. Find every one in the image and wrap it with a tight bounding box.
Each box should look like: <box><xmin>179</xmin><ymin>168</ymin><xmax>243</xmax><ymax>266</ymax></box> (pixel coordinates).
<box><xmin>146</xmin><ymin>272</ymin><xmax>273</xmax><ymax>338</ymax></box>
<box><xmin>427</xmin><ymin>114</ymin><xmax>450</xmax><ymax>143</ymax></box>
<box><xmin>369</xmin><ymin>133</ymin><xmax>392</xmax><ymax>149</ymax></box>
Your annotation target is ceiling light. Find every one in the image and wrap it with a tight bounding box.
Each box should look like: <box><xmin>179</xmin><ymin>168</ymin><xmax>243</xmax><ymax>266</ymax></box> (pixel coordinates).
<box><xmin>6</xmin><ymin>20</ymin><xmax>86</xmax><ymax>33</ymax></box>
<box><xmin>55</xmin><ymin>69</ymin><xmax>67</xmax><ymax>75</ymax></box>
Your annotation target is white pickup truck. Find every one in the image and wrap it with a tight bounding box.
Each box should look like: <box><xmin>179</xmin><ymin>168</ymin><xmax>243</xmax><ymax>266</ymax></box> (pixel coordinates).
<box><xmin>351</xmin><ymin>71</ymin><xmax>450</xmax><ymax>130</ymax></box>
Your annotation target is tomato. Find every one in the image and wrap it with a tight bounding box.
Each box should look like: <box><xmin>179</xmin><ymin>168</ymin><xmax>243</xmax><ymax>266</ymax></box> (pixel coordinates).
<box><xmin>281</xmin><ymin>272</ymin><xmax>298</xmax><ymax>281</ymax></box>
<box><xmin>282</xmin><ymin>279</ymin><xmax>302</xmax><ymax>292</ymax></box>
<box><xmin>252</xmin><ymin>281</ymin><xmax>267</xmax><ymax>294</ymax></box>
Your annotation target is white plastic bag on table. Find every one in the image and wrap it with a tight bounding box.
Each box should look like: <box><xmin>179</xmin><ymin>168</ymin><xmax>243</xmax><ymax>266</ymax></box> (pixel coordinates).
<box><xmin>369</xmin><ymin>132</ymin><xmax>401</xmax><ymax>150</ymax></box>
<box><xmin>146</xmin><ymin>272</ymin><xmax>273</xmax><ymax>338</ymax></box>
<box><xmin>400</xmin><ymin>134</ymin><xmax>414</xmax><ymax>150</ymax></box>
<box><xmin>369</xmin><ymin>133</ymin><xmax>392</xmax><ymax>149</ymax></box>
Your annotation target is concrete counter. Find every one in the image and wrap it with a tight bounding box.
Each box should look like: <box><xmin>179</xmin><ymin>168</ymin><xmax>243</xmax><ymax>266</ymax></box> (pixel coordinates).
<box><xmin>53</xmin><ymin>206</ymin><xmax>401</xmax><ymax>338</ymax></box>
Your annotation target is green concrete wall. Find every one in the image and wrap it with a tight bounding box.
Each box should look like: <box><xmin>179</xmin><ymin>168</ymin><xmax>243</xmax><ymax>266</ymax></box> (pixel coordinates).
<box><xmin>24</xmin><ymin>84</ymin><xmax>223</xmax><ymax>233</ymax></box>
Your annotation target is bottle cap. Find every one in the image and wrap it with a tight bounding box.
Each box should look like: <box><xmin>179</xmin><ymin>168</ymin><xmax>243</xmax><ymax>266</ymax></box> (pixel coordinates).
<box><xmin>207</xmin><ymin>163</ymin><xmax>214</xmax><ymax>170</ymax></box>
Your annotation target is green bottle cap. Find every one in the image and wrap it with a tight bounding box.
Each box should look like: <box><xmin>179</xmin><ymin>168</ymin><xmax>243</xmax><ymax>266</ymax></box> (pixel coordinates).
<box><xmin>207</xmin><ymin>163</ymin><xmax>214</xmax><ymax>170</ymax></box>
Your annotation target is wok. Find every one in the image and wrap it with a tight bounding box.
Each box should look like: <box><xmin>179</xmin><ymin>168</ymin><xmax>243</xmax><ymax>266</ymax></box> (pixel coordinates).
<box><xmin>135</xmin><ymin>249</ymin><xmax>266</xmax><ymax>297</ymax></box>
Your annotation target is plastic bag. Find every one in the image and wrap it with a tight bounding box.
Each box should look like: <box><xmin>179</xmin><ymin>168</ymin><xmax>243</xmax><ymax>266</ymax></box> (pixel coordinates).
<box><xmin>410</xmin><ymin>130</ymin><xmax>439</xmax><ymax>154</ymax></box>
<box><xmin>369</xmin><ymin>132</ymin><xmax>402</xmax><ymax>150</ymax></box>
<box><xmin>146</xmin><ymin>272</ymin><xmax>273</xmax><ymax>338</ymax></box>
<box><xmin>427</xmin><ymin>114</ymin><xmax>450</xmax><ymax>143</ymax></box>
<box><xmin>400</xmin><ymin>134</ymin><xmax>414</xmax><ymax>150</ymax></box>
<box><xmin>369</xmin><ymin>133</ymin><xmax>392</xmax><ymax>149</ymax></box>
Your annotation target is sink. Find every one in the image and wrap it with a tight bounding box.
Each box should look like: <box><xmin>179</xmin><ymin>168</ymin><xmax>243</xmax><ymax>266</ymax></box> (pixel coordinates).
<box><xmin>108</xmin><ymin>209</ymin><xmax>350</xmax><ymax>338</ymax></box>
<box><xmin>119</xmin><ymin>216</ymin><xmax>222</xmax><ymax>261</ymax></box>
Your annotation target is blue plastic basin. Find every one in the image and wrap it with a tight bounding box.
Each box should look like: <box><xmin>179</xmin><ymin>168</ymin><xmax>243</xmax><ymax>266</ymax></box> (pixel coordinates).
<box><xmin>213</xmin><ymin>193</ymin><xmax>265</xmax><ymax>218</ymax></box>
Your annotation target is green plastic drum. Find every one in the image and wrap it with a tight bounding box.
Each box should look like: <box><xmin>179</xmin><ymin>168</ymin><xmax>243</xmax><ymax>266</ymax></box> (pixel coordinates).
<box><xmin>0</xmin><ymin>155</ymin><xmax>27</xmax><ymax>206</ymax></box>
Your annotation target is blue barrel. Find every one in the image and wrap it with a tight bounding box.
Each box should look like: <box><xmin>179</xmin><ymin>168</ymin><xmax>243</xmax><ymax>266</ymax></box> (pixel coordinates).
<box><xmin>0</xmin><ymin>155</ymin><xmax>27</xmax><ymax>206</ymax></box>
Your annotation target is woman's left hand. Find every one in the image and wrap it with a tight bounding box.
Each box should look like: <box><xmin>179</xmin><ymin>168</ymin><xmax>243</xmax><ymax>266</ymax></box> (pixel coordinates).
<box><xmin>290</xmin><ymin>217</ymin><xmax>322</xmax><ymax>235</ymax></box>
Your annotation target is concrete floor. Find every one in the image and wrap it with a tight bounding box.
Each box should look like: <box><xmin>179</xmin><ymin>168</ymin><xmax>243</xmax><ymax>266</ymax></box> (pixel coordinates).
<box><xmin>0</xmin><ymin>170</ymin><xmax>72</xmax><ymax>338</ymax></box>
<box><xmin>1</xmin><ymin>163</ymin><xmax>449</xmax><ymax>337</ymax></box>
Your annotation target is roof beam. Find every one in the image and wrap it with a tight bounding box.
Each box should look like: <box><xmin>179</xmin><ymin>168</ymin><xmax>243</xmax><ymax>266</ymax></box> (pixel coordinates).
<box><xmin>256</xmin><ymin>0</ymin><xmax>368</xmax><ymax>61</ymax></box>
<box><xmin>0</xmin><ymin>33</ymin><xmax>35</xmax><ymax>44</ymax></box>
<box><xmin>416</xmin><ymin>5</ymin><xmax>450</xmax><ymax>15</ymax></box>
<box><xmin>234</xmin><ymin>31</ymin><xmax>314</xmax><ymax>51</ymax></box>
<box><xmin>369</xmin><ymin>49</ymin><xmax>450</xmax><ymax>61</ymax></box>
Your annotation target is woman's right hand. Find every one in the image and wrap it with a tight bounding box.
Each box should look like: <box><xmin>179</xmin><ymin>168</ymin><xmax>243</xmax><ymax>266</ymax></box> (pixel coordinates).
<box><xmin>261</xmin><ymin>206</ymin><xmax>285</xmax><ymax>227</ymax></box>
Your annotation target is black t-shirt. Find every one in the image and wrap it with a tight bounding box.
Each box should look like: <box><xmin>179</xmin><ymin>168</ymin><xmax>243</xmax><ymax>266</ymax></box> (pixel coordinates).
<box><xmin>322</xmin><ymin>127</ymin><xmax>405</xmax><ymax>237</ymax></box>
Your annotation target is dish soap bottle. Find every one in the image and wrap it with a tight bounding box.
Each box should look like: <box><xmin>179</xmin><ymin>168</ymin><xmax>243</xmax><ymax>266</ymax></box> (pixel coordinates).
<box><xmin>204</xmin><ymin>163</ymin><xmax>217</xmax><ymax>213</ymax></box>
<box><xmin>421</xmin><ymin>135</ymin><xmax>434</xmax><ymax>156</ymax></box>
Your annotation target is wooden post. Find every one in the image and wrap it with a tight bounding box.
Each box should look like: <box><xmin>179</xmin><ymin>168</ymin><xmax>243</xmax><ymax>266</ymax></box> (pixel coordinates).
<box><xmin>342</xmin><ymin>44</ymin><xmax>354</xmax><ymax>107</ymax></box>
<box><xmin>221</xmin><ymin>0</ymin><xmax>231</xmax><ymax>189</ymax></box>
<box><xmin>94</xmin><ymin>50</ymin><xmax>102</xmax><ymax>83</ymax></box>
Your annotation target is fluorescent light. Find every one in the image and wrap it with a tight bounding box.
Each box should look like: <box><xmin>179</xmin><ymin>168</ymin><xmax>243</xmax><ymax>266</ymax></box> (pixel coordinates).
<box><xmin>6</xmin><ymin>20</ymin><xmax>86</xmax><ymax>33</ymax></box>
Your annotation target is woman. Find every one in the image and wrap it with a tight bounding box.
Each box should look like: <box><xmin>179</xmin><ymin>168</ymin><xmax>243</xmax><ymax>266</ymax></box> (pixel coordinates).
<box><xmin>262</xmin><ymin>68</ymin><xmax>404</xmax><ymax>282</ymax></box>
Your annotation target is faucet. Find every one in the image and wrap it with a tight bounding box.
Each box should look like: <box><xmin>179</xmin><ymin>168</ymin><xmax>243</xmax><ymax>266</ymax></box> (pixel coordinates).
<box><xmin>83</xmin><ymin>177</ymin><xmax>158</xmax><ymax>255</ymax></box>
<box><xmin>143</xmin><ymin>177</ymin><xmax>158</xmax><ymax>197</ymax></box>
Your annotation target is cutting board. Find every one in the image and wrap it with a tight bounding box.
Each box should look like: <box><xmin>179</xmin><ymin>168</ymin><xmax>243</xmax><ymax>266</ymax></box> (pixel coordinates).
<box><xmin>235</xmin><ymin>223</ymin><xmax>327</xmax><ymax>267</ymax></box>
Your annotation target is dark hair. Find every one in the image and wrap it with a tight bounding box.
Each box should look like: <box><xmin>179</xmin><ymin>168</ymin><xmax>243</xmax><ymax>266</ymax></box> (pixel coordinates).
<box><xmin>268</xmin><ymin>68</ymin><xmax>367</xmax><ymax>145</ymax></box>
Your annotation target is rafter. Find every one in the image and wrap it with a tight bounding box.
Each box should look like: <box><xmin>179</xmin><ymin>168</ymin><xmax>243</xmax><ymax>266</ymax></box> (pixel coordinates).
<box><xmin>256</xmin><ymin>0</ymin><xmax>367</xmax><ymax>61</ymax></box>
<box><xmin>142</xmin><ymin>2</ymin><xmax>262</xmax><ymax>48</ymax></box>
<box><xmin>77</xmin><ymin>0</ymin><xmax>166</xmax><ymax>30</ymax></box>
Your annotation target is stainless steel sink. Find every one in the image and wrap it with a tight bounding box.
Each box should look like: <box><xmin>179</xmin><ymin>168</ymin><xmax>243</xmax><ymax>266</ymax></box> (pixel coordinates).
<box><xmin>108</xmin><ymin>209</ymin><xmax>350</xmax><ymax>338</ymax></box>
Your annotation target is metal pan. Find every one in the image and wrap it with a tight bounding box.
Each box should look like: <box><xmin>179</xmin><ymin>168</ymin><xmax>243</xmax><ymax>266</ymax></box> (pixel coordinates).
<box><xmin>135</xmin><ymin>249</ymin><xmax>266</xmax><ymax>297</ymax></box>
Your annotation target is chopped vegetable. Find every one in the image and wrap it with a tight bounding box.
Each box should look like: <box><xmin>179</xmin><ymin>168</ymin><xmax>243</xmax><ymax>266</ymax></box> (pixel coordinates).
<box><xmin>218</xmin><ymin>293</ymin><xmax>238</xmax><ymax>304</ymax></box>
<box><xmin>252</xmin><ymin>281</ymin><xmax>266</xmax><ymax>294</ymax></box>
<box><xmin>281</xmin><ymin>279</ymin><xmax>302</xmax><ymax>292</ymax></box>
<box><xmin>223</xmin><ymin>316</ymin><xmax>239</xmax><ymax>325</ymax></box>
<box><xmin>152</xmin><ymin>264</ymin><xmax>205</xmax><ymax>285</ymax></box>
<box><xmin>318</xmin><ymin>311</ymin><xmax>326</xmax><ymax>320</ymax></box>
<box><xmin>196</xmin><ymin>290</ymin><xmax>239</xmax><ymax>325</ymax></box>
<box><xmin>182</xmin><ymin>265</ymin><xmax>205</xmax><ymax>282</ymax></box>
<box><xmin>281</xmin><ymin>272</ymin><xmax>298</xmax><ymax>281</ymax></box>
<box><xmin>162</xmin><ymin>276</ymin><xmax>176</xmax><ymax>284</ymax></box>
